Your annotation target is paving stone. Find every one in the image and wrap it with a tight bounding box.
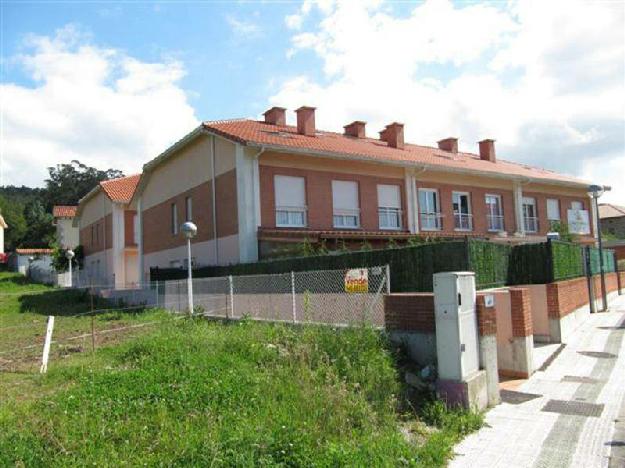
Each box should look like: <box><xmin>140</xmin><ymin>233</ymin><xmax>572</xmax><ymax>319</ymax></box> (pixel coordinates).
<box><xmin>541</xmin><ymin>399</ymin><xmax>604</xmax><ymax>418</ymax></box>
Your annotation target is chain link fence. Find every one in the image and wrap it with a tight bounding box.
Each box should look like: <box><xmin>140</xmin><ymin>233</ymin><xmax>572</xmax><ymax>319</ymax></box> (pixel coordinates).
<box><xmin>156</xmin><ymin>265</ymin><xmax>390</xmax><ymax>327</ymax></box>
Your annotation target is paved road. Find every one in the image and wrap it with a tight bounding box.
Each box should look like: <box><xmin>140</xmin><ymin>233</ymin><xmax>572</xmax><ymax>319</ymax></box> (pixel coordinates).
<box><xmin>450</xmin><ymin>294</ymin><xmax>625</xmax><ymax>468</ymax></box>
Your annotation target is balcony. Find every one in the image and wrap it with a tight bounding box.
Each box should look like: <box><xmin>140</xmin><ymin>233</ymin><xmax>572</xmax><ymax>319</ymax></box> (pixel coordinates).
<box><xmin>420</xmin><ymin>212</ymin><xmax>442</xmax><ymax>231</ymax></box>
<box><xmin>333</xmin><ymin>208</ymin><xmax>360</xmax><ymax>229</ymax></box>
<box><xmin>378</xmin><ymin>208</ymin><xmax>402</xmax><ymax>230</ymax></box>
<box><xmin>524</xmin><ymin>216</ymin><xmax>539</xmax><ymax>233</ymax></box>
<box><xmin>276</xmin><ymin>206</ymin><xmax>307</xmax><ymax>228</ymax></box>
<box><xmin>487</xmin><ymin>214</ymin><xmax>505</xmax><ymax>232</ymax></box>
<box><xmin>454</xmin><ymin>213</ymin><xmax>473</xmax><ymax>231</ymax></box>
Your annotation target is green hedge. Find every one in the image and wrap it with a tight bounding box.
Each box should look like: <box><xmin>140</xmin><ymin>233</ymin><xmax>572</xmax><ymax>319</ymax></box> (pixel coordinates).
<box><xmin>151</xmin><ymin>239</ymin><xmax>512</xmax><ymax>292</ymax></box>
<box><xmin>588</xmin><ymin>247</ymin><xmax>616</xmax><ymax>275</ymax></box>
<box><xmin>150</xmin><ymin>238</ymin><xmax>613</xmax><ymax>291</ymax></box>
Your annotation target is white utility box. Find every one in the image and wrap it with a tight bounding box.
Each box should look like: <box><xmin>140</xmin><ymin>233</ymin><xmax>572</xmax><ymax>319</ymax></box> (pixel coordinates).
<box><xmin>433</xmin><ymin>272</ymin><xmax>479</xmax><ymax>381</ymax></box>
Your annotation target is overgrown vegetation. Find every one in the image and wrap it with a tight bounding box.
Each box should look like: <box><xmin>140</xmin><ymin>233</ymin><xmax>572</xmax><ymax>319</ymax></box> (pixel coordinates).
<box><xmin>1</xmin><ymin>272</ymin><xmax>482</xmax><ymax>466</ymax></box>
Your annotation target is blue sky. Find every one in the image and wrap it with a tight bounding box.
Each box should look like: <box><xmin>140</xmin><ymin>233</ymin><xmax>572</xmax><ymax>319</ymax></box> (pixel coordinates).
<box><xmin>1</xmin><ymin>0</ymin><xmax>624</xmax><ymax>203</ymax></box>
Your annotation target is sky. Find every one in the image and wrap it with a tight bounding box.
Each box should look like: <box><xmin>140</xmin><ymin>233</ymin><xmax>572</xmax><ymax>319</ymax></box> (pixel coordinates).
<box><xmin>1</xmin><ymin>0</ymin><xmax>624</xmax><ymax>203</ymax></box>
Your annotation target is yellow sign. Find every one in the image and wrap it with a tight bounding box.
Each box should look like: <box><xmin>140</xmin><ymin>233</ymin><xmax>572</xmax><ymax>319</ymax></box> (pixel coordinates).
<box><xmin>344</xmin><ymin>268</ymin><xmax>369</xmax><ymax>293</ymax></box>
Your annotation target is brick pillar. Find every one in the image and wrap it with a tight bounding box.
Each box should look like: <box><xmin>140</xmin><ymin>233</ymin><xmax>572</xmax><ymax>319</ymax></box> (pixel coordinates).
<box><xmin>546</xmin><ymin>282</ymin><xmax>563</xmax><ymax>343</ymax></box>
<box><xmin>508</xmin><ymin>288</ymin><xmax>534</xmax><ymax>378</ymax></box>
<box><xmin>476</xmin><ymin>295</ymin><xmax>500</xmax><ymax>406</ymax></box>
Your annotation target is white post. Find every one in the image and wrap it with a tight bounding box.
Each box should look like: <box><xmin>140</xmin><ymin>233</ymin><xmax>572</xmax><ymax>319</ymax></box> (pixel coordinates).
<box><xmin>68</xmin><ymin>257</ymin><xmax>73</xmax><ymax>288</ymax></box>
<box><xmin>385</xmin><ymin>264</ymin><xmax>391</xmax><ymax>294</ymax></box>
<box><xmin>291</xmin><ymin>271</ymin><xmax>297</xmax><ymax>323</ymax></box>
<box><xmin>186</xmin><ymin>238</ymin><xmax>194</xmax><ymax>315</ymax></box>
<box><xmin>228</xmin><ymin>275</ymin><xmax>234</xmax><ymax>318</ymax></box>
<box><xmin>40</xmin><ymin>316</ymin><xmax>55</xmax><ymax>374</ymax></box>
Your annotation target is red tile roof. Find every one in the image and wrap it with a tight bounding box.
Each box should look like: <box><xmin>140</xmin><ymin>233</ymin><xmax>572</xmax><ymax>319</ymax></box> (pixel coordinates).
<box><xmin>15</xmin><ymin>248</ymin><xmax>54</xmax><ymax>255</ymax></box>
<box><xmin>100</xmin><ymin>174</ymin><xmax>140</xmax><ymax>203</ymax></box>
<box><xmin>202</xmin><ymin>119</ymin><xmax>587</xmax><ymax>186</ymax></box>
<box><xmin>52</xmin><ymin>205</ymin><xmax>77</xmax><ymax>218</ymax></box>
<box><xmin>599</xmin><ymin>203</ymin><xmax>625</xmax><ymax>219</ymax></box>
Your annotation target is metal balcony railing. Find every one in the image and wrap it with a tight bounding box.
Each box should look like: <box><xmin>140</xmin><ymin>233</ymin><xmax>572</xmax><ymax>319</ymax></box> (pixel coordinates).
<box><xmin>420</xmin><ymin>212</ymin><xmax>442</xmax><ymax>231</ymax></box>
<box><xmin>487</xmin><ymin>214</ymin><xmax>505</xmax><ymax>232</ymax></box>
<box><xmin>454</xmin><ymin>213</ymin><xmax>473</xmax><ymax>231</ymax></box>
<box><xmin>524</xmin><ymin>216</ymin><xmax>539</xmax><ymax>233</ymax></box>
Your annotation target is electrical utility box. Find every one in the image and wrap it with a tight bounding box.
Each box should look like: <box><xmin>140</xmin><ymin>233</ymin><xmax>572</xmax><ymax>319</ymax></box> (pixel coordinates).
<box><xmin>433</xmin><ymin>272</ymin><xmax>479</xmax><ymax>381</ymax></box>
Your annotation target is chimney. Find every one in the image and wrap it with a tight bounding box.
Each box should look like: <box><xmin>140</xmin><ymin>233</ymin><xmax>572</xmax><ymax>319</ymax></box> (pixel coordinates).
<box><xmin>384</xmin><ymin>122</ymin><xmax>404</xmax><ymax>149</ymax></box>
<box><xmin>344</xmin><ymin>121</ymin><xmax>366</xmax><ymax>138</ymax></box>
<box><xmin>479</xmin><ymin>139</ymin><xmax>496</xmax><ymax>162</ymax></box>
<box><xmin>263</xmin><ymin>106</ymin><xmax>286</xmax><ymax>126</ymax></box>
<box><xmin>295</xmin><ymin>106</ymin><xmax>316</xmax><ymax>136</ymax></box>
<box><xmin>438</xmin><ymin>137</ymin><xmax>458</xmax><ymax>153</ymax></box>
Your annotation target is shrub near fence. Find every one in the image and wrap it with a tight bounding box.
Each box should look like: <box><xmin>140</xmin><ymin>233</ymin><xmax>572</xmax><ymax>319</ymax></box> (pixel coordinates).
<box><xmin>151</xmin><ymin>239</ymin><xmax>511</xmax><ymax>292</ymax></box>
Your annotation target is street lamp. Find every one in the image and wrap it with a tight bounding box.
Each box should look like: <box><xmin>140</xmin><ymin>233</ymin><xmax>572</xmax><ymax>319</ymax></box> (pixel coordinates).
<box><xmin>588</xmin><ymin>184</ymin><xmax>611</xmax><ymax>312</ymax></box>
<box><xmin>27</xmin><ymin>256</ymin><xmax>34</xmax><ymax>279</ymax></box>
<box><xmin>181</xmin><ymin>221</ymin><xmax>198</xmax><ymax>315</ymax></box>
<box><xmin>65</xmin><ymin>249</ymin><xmax>75</xmax><ymax>288</ymax></box>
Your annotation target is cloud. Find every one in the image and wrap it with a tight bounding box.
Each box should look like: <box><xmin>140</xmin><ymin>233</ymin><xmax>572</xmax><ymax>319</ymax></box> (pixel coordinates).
<box><xmin>226</xmin><ymin>15</ymin><xmax>261</xmax><ymax>39</ymax></box>
<box><xmin>272</xmin><ymin>0</ymin><xmax>625</xmax><ymax>203</ymax></box>
<box><xmin>1</xmin><ymin>25</ymin><xmax>198</xmax><ymax>187</ymax></box>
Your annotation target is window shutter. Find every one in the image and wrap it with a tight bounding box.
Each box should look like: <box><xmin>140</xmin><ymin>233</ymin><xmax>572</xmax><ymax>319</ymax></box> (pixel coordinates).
<box><xmin>377</xmin><ymin>185</ymin><xmax>400</xmax><ymax>208</ymax></box>
<box><xmin>275</xmin><ymin>175</ymin><xmax>305</xmax><ymax>207</ymax></box>
<box><xmin>547</xmin><ymin>199</ymin><xmax>560</xmax><ymax>220</ymax></box>
<box><xmin>332</xmin><ymin>180</ymin><xmax>359</xmax><ymax>210</ymax></box>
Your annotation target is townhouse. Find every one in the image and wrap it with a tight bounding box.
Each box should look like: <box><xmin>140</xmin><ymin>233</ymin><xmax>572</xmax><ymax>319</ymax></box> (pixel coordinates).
<box><xmin>52</xmin><ymin>205</ymin><xmax>79</xmax><ymax>249</ymax></box>
<box><xmin>131</xmin><ymin>106</ymin><xmax>597</xmax><ymax>282</ymax></box>
<box><xmin>74</xmin><ymin>174</ymin><xmax>140</xmax><ymax>287</ymax></box>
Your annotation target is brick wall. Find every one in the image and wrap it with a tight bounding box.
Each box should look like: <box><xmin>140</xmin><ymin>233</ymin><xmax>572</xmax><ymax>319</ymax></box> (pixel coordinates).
<box><xmin>476</xmin><ymin>294</ymin><xmax>496</xmax><ymax>336</ymax></box>
<box><xmin>547</xmin><ymin>272</ymin><xmax>620</xmax><ymax>318</ymax></box>
<box><xmin>509</xmin><ymin>288</ymin><xmax>532</xmax><ymax>337</ymax></box>
<box><xmin>260</xmin><ymin>165</ymin><xmax>408</xmax><ymax>232</ymax></box>
<box><xmin>142</xmin><ymin>170</ymin><xmax>238</xmax><ymax>255</ymax></box>
<box><xmin>80</xmin><ymin>214</ymin><xmax>112</xmax><ymax>256</ymax></box>
<box><xmin>384</xmin><ymin>293</ymin><xmax>434</xmax><ymax>333</ymax></box>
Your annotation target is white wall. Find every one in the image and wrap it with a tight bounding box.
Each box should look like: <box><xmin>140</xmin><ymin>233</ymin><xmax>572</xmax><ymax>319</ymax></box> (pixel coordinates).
<box><xmin>56</xmin><ymin>218</ymin><xmax>79</xmax><ymax>249</ymax></box>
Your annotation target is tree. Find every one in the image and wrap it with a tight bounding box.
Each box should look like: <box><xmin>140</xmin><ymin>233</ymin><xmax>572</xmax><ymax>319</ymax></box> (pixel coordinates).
<box><xmin>21</xmin><ymin>200</ymin><xmax>55</xmax><ymax>248</ymax></box>
<box><xmin>44</xmin><ymin>160</ymin><xmax>124</xmax><ymax>209</ymax></box>
<box><xmin>0</xmin><ymin>194</ymin><xmax>27</xmax><ymax>250</ymax></box>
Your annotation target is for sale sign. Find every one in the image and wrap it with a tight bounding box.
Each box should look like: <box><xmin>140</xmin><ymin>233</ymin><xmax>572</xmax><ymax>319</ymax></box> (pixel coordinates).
<box><xmin>344</xmin><ymin>268</ymin><xmax>369</xmax><ymax>293</ymax></box>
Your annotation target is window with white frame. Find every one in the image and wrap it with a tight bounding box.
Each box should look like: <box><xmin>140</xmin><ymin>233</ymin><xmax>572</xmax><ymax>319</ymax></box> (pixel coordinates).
<box><xmin>522</xmin><ymin>197</ymin><xmax>538</xmax><ymax>232</ymax></box>
<box><xmin>485</xmin><ymin>194</ymin><xmax>504</xmax><ymax>232</ymax></box>
<box><xmin>171</xmin><ymin>203</ymin><xmax>178</xmax><ymax>235</ymax></box>
<box><xmin>418</xmin><ymin>188</ymin><xmax>441</xmax><ymax>230</ymax></box>
<box><xmin>185</xmin><ymin>196</ymin><xmax>193</xmax><ymax>222</ymax></box>
<box><xmin>332</xmin><ymin>180</ymin><xmax>360</xmax><ymax>228</ymax></box>
<box><xmin>571</xmin><ymin>201</ymin><xmax>583</xmax><ymax>210</ymax></box>
<box><xmin>274</xmin><ymin>175</ymin><xmax>307</xmax><ymax>227</ymax></box>
<box><xmin>547</xmin><ymin>198</ymin><xmax>560</xmax><ymax>229</ymax></box>
<box><xmin>452</xmin><ymin>192</ymin><xmax>473</xmax><ymax>230</ymax></box>
<box><xmin>377</xmin><ymin>184</ymin><xmax>402</xmax><ymax>230</ymax></box>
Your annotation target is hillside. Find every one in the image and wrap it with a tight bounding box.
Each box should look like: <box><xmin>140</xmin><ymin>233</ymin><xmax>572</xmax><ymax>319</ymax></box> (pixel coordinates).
<box><xmin>0</xmin><ymin>273</ymin><xmax>482</xmax><ymax>466</ymax></box>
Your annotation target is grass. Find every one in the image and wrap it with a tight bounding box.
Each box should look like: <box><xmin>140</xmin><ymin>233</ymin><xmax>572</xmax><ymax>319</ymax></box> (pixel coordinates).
<box><xmin>0</xmin><ymin>272</ymin><xmax>483</xmax><ymax>467</ymax></box>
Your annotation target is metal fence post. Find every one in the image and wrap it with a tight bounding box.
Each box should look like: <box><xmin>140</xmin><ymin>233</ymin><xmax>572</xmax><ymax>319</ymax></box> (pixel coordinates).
<box><xmin>228</xmin><ymin>275</ymin><xmax>234</xmax><ymax>318</ymax></box>
<box><xmin>291</xmin><ymin>271</ymin><xmax>297</xmax><ymax>323</ymax></box>
<box><xmin>585</xmin><ymin>246</ymin><xmax>596</xmax><ymax>313</ymax></box>
<box><xmin>385</xmin><ymin>264</ymin><xmax>391</xmax><ymax>294</ymax></box>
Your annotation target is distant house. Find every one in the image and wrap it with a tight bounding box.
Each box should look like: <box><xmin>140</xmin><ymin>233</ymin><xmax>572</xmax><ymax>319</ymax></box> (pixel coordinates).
<box><xmin>52</xmin><ymin>205</ymin><xmax>79</xmax><ymax>249</ymax></box>
<box><xmin>9</xmin><ymin>248</ymin><xmax>54</xmax><ymax>276</ymax></box>
<box><xmin>599</xmin><ymin>203</ymin><xmax>625</xmax><ymax>238</ymax></box>
<box><xmin>74</xmin><ymin>175</ymin><xmax>140</xmax><ymax>288</ymax></box>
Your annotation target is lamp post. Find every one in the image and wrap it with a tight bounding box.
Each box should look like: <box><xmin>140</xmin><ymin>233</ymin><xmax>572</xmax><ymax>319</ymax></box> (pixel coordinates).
<box><xmin>65</xmin><ymin>249</ymin><xmax>75</xmax><ymax>288</ymax></box>
<box><xmin>27</xmin><ymin>256</ymin><xmax>34</xmax><ymax>279</ymax></box>
<box><xmin>181</xmin><ymin>221</ymin><xmax>198</xmax><ymax>315</ymax></box>
<box><xmin>587</xmin><ymin>184</ymin><xmax>611</xmax><ymax>312</ymax></box>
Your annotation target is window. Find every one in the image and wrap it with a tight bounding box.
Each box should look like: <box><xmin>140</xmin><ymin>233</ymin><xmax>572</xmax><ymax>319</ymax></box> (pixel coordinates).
<box><xmin>418</xmin><ymin>189</ymin><xmax>441</xmax><ymax>230</ymax></box>
<box><xmin>274</xmin><ymin>175</ymin><xmax>307</xmax><ymax>227</ymax></box>
<box><xmin>485</xmin><ymin>194</ymin><xmax>504</xmax><ymax>232</ymax></box>
<box><xmin>378</xmin><ymin>184</ymin><xmax>402</xmax><ymax>230</ymax></box>
<box><xmin>522</xmin><ymin>197</ymin><xmax>538</xmax><ymax>232</ymax></box>
<box><xmin>185</xmin><ymin>197</ymin><xmax>193</xmax><ymax>222</ymax></box>
<box><xmin>332</xmin><ymin>180</ymin><xmax>360</xmax><ymax>228</ymax></box>
<box><xmin>571</xmin><ymin>201</ymin><xmax>583</xmax><ymax>210</ymax></box>
<box><xmin>171</xmin><ymin>203</ymin><xmax>178</xmax><ymax>235</ymax></box>
<box><xmin>452</xmin><ymin>192</ymin><xmax>473</xmax><ymax>231</ymax></box>
<box><xmin>133</xmin><ymin>214</ymin><xmax>139</xmax><ymax>245</ymax></box>
<box><xmin>547</xmin><ymin>199</ymin><xmax>560</xmax><ymax>221</ymax></box>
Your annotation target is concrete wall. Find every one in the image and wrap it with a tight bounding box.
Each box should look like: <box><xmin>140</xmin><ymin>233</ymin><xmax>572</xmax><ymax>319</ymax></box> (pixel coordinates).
<box><xmin>56</xmin><ymin>217</ymin><xmax>79</xmax><ymax>249</ymax></box>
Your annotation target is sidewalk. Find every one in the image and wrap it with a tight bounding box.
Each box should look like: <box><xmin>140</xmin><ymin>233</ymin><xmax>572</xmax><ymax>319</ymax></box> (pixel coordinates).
<box><xmin>450</xmin><ymin>294</ymin><xmax>625</xmax><ymax>468</ymax></box>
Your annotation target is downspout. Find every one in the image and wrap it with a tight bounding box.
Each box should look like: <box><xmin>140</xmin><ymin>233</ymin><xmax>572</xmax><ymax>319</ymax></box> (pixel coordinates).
<box><xmin>211</xmin><ymin>136</ymin><xmax>219</xmax><ymax>264</ymax></box>
<box><xmin>411</xmin><ymin>167</ymin><xmax>427</xmax><ymax>234</ymax></box>
<box><xmin>251</xmin><ymin>147</ymin><xmax>266</xmax><ymax>260</ymax></box>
